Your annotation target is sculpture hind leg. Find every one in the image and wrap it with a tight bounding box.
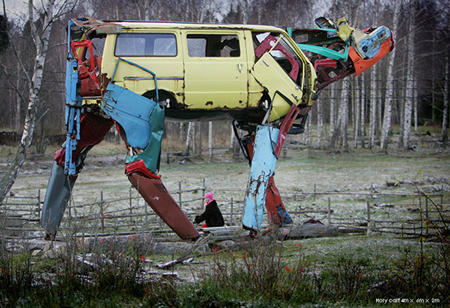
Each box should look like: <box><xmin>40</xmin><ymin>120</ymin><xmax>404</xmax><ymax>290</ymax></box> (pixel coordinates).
<box><xmin>101</xmin><ymin>83</ymin><xmax>200</xmax><ymax>240</ymax></box>
<box><xmin>41</xmin><ymin>112</ymin><xmax>113</xmax><ymax>238</ymax></box>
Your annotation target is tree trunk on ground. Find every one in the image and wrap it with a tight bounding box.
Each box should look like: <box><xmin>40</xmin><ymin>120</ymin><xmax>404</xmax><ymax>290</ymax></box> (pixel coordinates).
<box><xmin>0</xmin><ymin>0</ymin><xmax>56</xmax><ymax>205</ymax></box>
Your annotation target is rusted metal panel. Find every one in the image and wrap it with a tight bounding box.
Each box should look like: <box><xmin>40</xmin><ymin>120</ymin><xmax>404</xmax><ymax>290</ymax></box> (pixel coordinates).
<box><xmin>128</xmin><ymin>173</ymin><xmax>200</xmax><ymax>240</ymax></box>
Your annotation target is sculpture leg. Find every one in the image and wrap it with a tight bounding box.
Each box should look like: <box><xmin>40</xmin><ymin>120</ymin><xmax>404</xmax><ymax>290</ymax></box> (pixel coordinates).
<box><xmin>128</xmin><ymin>172</ymin><xmax>199</xmax><ymax>240</ymax></box>
<box><xmin>41</xmin><ymin>162</ymin><xmax>77</xmax><ymax>237</ymax></box>
<box><xmin>101</xmin><ymin>83</ymin><xmax>199</xmax><ymax>240</ymax></box>
<box><xmin>41</xmin><ymin>112</ymin><xmax>113</xmax><ymax>237</ymax></box>
<box><xmin>266</xmin><ymin>177</ymin><xmax>293</xmax><ymax>225</ymax></box>
<box><xmin>242</xmin><ymin>134</ymin><xmax>291</xmax><ymax>226</ymax></box>
<box><xmin>242</xmin><ymin>125</ymin><xmax>279</xmax><ymax>231</ymax></box>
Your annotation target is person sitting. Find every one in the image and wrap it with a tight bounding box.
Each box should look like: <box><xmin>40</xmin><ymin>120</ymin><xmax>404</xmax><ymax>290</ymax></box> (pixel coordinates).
<box><xmin>194</xmin><ymin>192</ymin><xmax>225</xmax><ymax>228</ymax></box>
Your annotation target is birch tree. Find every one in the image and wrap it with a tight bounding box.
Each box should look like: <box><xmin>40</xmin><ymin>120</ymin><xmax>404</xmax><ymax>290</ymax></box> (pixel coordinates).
<box><xmin>381</xmin><ymin>0</ymin><xmax>400</xmax><ymax>151</ymax></box>
<box><xmin>360</xmin><ymin>74</ymin><xmax>366</xmax><ymax>148</ymax></box>
<box><xmin>184</xmin><ymin>122</ymin><xmax>193</xmax><ymax>156</ymax></box>
<box><xmin>402</xmin><ymin>0</ymin><xmax>416</xmax><ymax>150</ymax></box>
<box><xmin>0</xmin><ymin>0</ymin><xmax>77</xmax><ymax>204</ymax></box>
<box><xmin>369</xmin><ymin>64</ymin><xmax>377</xmax><ymax>148</ymax></box>
<box><xmin>208</xmin><ymin>121</ymin><xmax>213</xmax><ymax>161</ymax></box>
<box><xmin>441</xmin><ymin>54</ymin><xmax>449</xmax><ymax>142</ymax></box>
<box><xmin>339</xmin><ymin>78</ymin><xmax>350</xmax><ymax>152</ymax></box>
<box><xmin>317</xmin><ymin>99</ymin><xmax>323</xmax><ymax>148</ymax></box>
<box><xmin>354</xmin><ymin>77</ymin><xmax>360</xmax><ymax>148</ymax></box>
<box><xmin>329</xmin><ymin>83</ymin><xmax>337</xmax><ymax>148</ymax></box>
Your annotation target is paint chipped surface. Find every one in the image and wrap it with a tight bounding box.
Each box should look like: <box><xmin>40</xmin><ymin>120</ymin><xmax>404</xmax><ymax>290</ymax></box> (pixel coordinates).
<box><xmin>242</xmin><ymin>125</ymin><xmax>279</xmax><ymax>230</ymax></box>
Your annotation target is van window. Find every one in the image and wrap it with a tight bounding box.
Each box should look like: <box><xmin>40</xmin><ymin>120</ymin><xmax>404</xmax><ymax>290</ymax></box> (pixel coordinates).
<box><xmin>187</xmin><ymin>34</ymin><xmax>240</xmax><ymax>57</ymax></box>
<box><xmin>115</xmin><ymin>33</ymin><xmax>177</xmax><ymax>57</ymax></box>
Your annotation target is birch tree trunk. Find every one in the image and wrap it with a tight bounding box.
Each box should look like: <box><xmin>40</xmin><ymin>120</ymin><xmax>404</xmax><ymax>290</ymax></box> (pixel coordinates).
<box><xmin>414</xmin><ymin>79</ymin><xmax>418</xmax><ymax>134</ymax></box>
<box><xmin>192</xmin><ymin>121</ymin><xmax>197</xmax><ymax>154</ymax></box>
<box><xmin>381</xmin><ymin>1</ymin><xmax>399</xmax><ymax>151</ymax></box>
<box><xmin>0</xmin><ymin>0</ymin><xmax>55</xmax><ymax>204</ymax></box>
<box><xmin>208</xmin><ymin>121</ymin><xmax>213</xmax><ymax>162</ymax></box>
<box><xmin>441</xmin><ymin>55</ymin><xmax>449</xmax><ymax>142</ymax></box>
<box><xmin>180</xmin><ymin>122</ymin><xmax>186</xmax><ymax>140</ymax></box>
<box><xmin>317</xmin><ymin>99</ymin><xmax>323</xmax><ymax>148</ymax></box>
<box><xmin>361</xmin><ymin>74</ymin><xmax>366</xmax><ymax>148</ymax></box>
<box><xmin>198</xmin><ymin>122</ymin><xmax>202</xmax><ymax>155</ymax></box>
<box><xmin>15</xmin><ymin>61</ymin><xmax>21</xmax><ymax>131</ymax></box>
<box><xmin>340</xmin><ymin>78</ymin><xmax>350</xmax><ymax>152</ymax></box>
<box><xmin>304</xmin><ymin>107</ymin><xmax>311</xmax><ymax>146</ymax></box>
<box><xmin>369</xmin><ymin>65</ymin><xmax>377</xmax><ymax>149</ymax></box>
<box><xmin>239</xmin><ymin>0</ymin><xmax>249</xmax><ymax>24</ymax></box>
<box><xmin>329</xmin><ymin>83</ymin><xmax>337</xmax><ymax>148</ymax></box>
<box><xmin>184</xmin><ymin>121</ymin><xmax>193</xmax><ymax>156</ymax></box>
<box><xmin>229</xmin><ymin>121</ymin><xmax>235</xmax><ymax>150</ymax></box>
<box><xmin>403</xmin><ymin>5</ymin><xmax>415</xmax><ymax>150</ymax></box>
<box><xmin>354</xmin><ymin>78</ymin><xmax>360</xmax><ymax>148</ymax></box>
<box><xmin>377</xmin><ymin>73</ymin><xmax>382</xmax><ymax>139</ymax></box>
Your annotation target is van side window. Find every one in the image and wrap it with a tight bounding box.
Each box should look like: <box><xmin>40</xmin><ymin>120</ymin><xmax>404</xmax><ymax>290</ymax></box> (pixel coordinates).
<box><xmin>115</xmin><ymin>33</ymin><xmax>177</xmax><ymax>57</ymax></box>
<box><xmin>187</xmin><ymin>34</ymin><xmax>240</xmax><ymax>57</ymax></box>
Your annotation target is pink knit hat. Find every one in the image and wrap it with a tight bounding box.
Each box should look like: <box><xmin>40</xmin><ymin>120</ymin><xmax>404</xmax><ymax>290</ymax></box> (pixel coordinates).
<box><xmin>205</xmin><ymin>192</ymin><xmax>213</xmax><ymax>200</ymax></box>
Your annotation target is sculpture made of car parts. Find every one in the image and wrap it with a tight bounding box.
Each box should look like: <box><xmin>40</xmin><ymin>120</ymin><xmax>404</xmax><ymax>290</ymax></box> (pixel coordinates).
<box><xmin>41</xmin><ymin>16</ymin><xmax>394</xmax><ymax>240</ymax></box>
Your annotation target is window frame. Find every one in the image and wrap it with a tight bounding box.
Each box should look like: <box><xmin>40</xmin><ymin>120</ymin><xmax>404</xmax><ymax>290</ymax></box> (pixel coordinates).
<box><xmin>114</xmin><ymin>32</ymin><xmax>178</xmax><ymax>57</ymax></box>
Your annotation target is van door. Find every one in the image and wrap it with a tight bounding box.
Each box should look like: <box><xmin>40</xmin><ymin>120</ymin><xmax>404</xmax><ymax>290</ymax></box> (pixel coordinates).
<box><xmin>250</xmin><ymin>33</ymin><xmax>306</xmax><ymax>121</ymax></box>
<box><xmin>183</xmin><ymin>31</ymin><xmax>247</xmax><ymax>111</ymax></box>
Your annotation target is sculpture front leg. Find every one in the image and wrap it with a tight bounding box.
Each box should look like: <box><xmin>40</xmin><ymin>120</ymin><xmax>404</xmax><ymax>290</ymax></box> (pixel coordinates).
<box><xmin>242</xmin><ymin>125</ymin><xmax>279</xmax><ymax>231</ymax></box>
<box><xmin>41</xmin><ymin>113</ymin><xmax>113</xmax><ymax>238</ymax></box>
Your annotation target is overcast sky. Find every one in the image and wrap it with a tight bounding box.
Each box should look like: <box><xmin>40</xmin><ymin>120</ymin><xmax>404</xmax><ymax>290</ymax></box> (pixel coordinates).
<box><xmin>3</xmin><ymin>0</ymin><xmax>27</xmax><ymax>21</ymax></box>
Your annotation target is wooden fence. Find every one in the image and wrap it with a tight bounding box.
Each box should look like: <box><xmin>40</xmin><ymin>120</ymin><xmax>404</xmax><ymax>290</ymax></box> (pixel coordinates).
<box><xmin>0</xmin><ymin>181</ymin><xmax>448</xmax><ymax>240</ymax></box>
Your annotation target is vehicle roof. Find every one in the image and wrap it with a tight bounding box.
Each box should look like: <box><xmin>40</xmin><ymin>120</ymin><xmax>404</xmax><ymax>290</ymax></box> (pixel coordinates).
<box><xmin>103</xmin><ymin>20</ymin><xmax>285</xmax><ymax>32</ymax></box>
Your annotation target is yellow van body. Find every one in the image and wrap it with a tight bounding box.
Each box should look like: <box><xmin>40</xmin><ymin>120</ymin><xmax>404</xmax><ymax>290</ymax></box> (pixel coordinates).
<box><xmin>82</xmin><ymin>21</ymin><xmax>316</xmax><ymax>123</ymax></box>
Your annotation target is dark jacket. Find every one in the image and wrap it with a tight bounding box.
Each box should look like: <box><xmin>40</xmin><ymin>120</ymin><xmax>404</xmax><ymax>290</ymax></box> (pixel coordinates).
<box><xmin>194</xmin><ymin>200</ymin><xmax>225</xmax><ymax>227</ymax></box>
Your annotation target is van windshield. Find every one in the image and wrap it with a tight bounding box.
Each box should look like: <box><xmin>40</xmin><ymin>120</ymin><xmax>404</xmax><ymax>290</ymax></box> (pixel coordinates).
<box><xmin>254</xmin><ymin>32</ymin><xmax>303</xmax><ymax>86</ymax></box>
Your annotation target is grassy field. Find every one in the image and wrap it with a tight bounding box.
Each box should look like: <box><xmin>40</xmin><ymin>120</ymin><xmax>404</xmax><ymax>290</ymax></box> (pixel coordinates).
<box><xmin>1</xmin><ymin>135</ymin><xmax>450</xmax><ymax>307</ymax></box>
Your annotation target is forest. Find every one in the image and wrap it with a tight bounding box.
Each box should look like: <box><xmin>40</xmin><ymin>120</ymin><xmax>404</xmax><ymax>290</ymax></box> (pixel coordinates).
<box><xmin>0</xmin><ymin>0</ymin><xmax>449</xmax><ymax>152</ymax></box>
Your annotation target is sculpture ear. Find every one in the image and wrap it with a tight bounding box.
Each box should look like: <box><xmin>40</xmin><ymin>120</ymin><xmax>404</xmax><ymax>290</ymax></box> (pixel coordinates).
<box><xmin>315</xmin><ymin>17</ymin><xmax>336</xmax><ymax>30</ymax></box>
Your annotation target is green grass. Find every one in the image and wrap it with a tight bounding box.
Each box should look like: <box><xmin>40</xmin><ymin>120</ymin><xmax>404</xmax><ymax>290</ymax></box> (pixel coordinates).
<box><xmin>1</xmin><ymin>231</ymin><xmax>449</xmax><ymax>307</ymax></box>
